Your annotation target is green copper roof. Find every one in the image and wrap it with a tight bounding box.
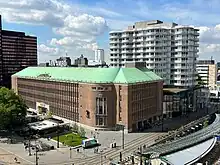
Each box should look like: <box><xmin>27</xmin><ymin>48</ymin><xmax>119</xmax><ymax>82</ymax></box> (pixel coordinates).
<box><xmin>13</xmin><ymin>67</ymin><xmax>162</xmax><ymax>84</ymax></box>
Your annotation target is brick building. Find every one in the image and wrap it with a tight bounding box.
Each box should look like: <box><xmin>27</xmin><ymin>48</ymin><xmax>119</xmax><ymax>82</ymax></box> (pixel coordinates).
<box><xmin>0</xmin><ymin>15</ymin><xmax>37</xmax><ymax>88</ymax></box>
<box><xmin>12</xmin><ymin>67</ymin><xmax>163</xmax><ymax>132</ymax></box>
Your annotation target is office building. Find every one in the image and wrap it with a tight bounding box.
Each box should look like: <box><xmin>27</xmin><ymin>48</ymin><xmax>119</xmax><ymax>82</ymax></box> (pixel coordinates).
<box><xmin>0</xmin><ymin>15</ymin><xmax>37</xmax><ymax>88</ymax></box>
<box><xmin>74</xmin><ymin>54</ymin><xmax>88</xmax><ymax>67</ymax></box>
<box><xmin>197</xmin><ymin>60</ymin><xmax>216</xmax><ymax>89</ymax></box>
<box><xmin>56</xmin><ymin>56</ymin><xmax>71</xmax><ymax>67</ymax></box>
<box><xmin>95</xmin><ymin>49</ymin><xmax>105</xmax><ymax>64</ymax></box>
<box><xmin>12</xmin><ymin>65</ymin><xmax>163</xmax><ymax>132</ymax></box>
<box><xmin>109</xmin><ymin>20</ymin><xmax>199</xmax><ymax>87</ymax></box>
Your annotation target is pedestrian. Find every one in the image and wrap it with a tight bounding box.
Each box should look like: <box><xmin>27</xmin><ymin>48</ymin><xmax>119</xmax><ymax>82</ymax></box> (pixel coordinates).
<box><xmin>14</xmin><ymin>157</ymin><xmax>17</xmax><ymax>162</ymax></box>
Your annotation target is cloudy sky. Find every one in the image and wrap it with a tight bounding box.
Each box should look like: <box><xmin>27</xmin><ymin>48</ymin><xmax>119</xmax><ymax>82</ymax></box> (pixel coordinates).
<box><xmin>0</xmin><ymin>0</ymin><xmax>220</xmax><ymax>63</ymax></box>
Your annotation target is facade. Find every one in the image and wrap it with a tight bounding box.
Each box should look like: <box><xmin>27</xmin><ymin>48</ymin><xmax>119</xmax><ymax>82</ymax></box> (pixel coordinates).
<box><xmin>95</xmin><ymin>49</ymin><xmax>105</xmax><ymax>64</ymax></box>
<box><xmin>0</xmin><ymin>15</ymin><xmax>37</xmax><ymax>88</ymax></box>
<box><xmin>74</xmin><ymin>54</ymin><xmax>88</xmax><ymax>67</ymax></box>
<box><xmin>56</xmin><ymin>57</ymin><xmax>71</xmax><ymax>67</ymax></box>
<box><xmin>197</xmin><ymin>60</ymin><xmax>216</xmax><ymax>89</ymax></box>
<box><xmin>163</xmin><ymin>86</ymin><xmax>208</xmax><ymax>119</ymax></box>
<box><xmin>109</xmin><ymin>20</ymin><xmax>199</xmax><ymax>87</ymax></box>
<box><xmin>12</xmin><ymin>66</ymin><xmax>163</xmax><ymax>132</ymax></box>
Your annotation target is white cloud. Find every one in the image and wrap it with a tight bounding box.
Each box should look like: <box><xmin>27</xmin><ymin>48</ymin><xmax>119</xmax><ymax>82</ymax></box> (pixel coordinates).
<box><xmin>197</xmin><ymin>25</ymin><xmax>220</xmax><ymax>60</ymax></box>
<box><xmin>38</xmin><ymin>44</ymin><xmax>59</xmax><ymax>54</ymax></box>
<box><xmin>2</xmin><ymin>0</ymin><xmax>220</xmax><ymax>62</ymax></box>
<box><xmin>0</xmin><ymin>0</ymin><xmax>109</xmax><ymax>62</ymax></box>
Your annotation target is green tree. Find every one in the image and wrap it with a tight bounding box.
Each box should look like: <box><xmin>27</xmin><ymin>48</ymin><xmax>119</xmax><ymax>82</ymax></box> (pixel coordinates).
<box><xmin>72</xmin><ymin>123</ymin><xmax>79</xmax><ymax>133</ymax></box>
<box><xmin>0</xmin><ymin>87</ymin><xmax>27</xmax><ymax>129</ymax></box>
<box><xmin>79</xmin><ymin>126</ymin><xmax>86</xmax><ymax>138</ymax></box>
<box><xmin>196</xmin><ymin>74</ymin><xmax>205</xmax><ymax>86</ymax></box>
<box><xmin>203</xmin><ymin>119</ymin><xmax>209</xmax><ymax>128</ymax></box>
<box><xmin>45</xmin><ymin>110</ymin><xmax>53</xmax><ymax>119</ymax></box>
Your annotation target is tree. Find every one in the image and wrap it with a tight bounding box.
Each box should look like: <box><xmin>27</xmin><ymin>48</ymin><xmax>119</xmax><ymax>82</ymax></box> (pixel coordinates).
<box><xmin>79</xmin><ymin>126</ymin><xmax>86</xmax><ymax>138</ymax></box>
<box><xmin>45</xmin><ymin>110</ymin><xmax>53</xmax><ymax>119</ymax></box>
<box><xmin>0</xmin><ymin>87</ymin><xmax>27</xmax><ymax>129</ymax></box>
<box><xmin>196</xmin><ymin>74</ymin><xmax>205</xmax><ymax>86</ymax></box>
<box><xmin>71</xmin><ymin>123</ymin><xmax>79</xmax><ymax>133</ymax></box>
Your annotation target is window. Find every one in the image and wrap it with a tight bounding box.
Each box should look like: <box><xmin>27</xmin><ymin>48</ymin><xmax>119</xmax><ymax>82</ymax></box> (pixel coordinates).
<box><xmin>86</xmin><ymin>110</ymin><xmax>90</xmax><ymax>119</ymax></box>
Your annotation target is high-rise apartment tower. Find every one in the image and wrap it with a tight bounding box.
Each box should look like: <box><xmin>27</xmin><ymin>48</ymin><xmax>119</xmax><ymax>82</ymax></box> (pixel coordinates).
<box><xmin>109</xmin><ymin>20</ymin><xmax>199</xmax><ymax>87</ymax></box>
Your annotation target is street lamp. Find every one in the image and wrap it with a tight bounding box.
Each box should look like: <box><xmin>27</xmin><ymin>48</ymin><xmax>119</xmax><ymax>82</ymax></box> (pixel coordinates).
<box><xmin>35</xmin><ymin>147</ymin><xmax>39</xmax><ymax>165</ymax></box>
<box><xmin>100</xmin><ymin>150</ymin><xmax>103</xmax><ymax>165</ymax></box>
<box><xmin>122</xmin><ymin>125</ymin><xmax>125</xmax><ymax>150</ymax></box>
<box><xmin>57</xmin><ymin>123</ymin><xmax>60</xmax><ymax>148</ymax></box>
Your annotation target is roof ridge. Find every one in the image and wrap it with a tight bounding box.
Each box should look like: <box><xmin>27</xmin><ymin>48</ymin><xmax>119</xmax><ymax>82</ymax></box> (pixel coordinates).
<box><xmin>113</xmin><ymin>68</ymin><xmax>128</xmax><ymax>83</ymax></box>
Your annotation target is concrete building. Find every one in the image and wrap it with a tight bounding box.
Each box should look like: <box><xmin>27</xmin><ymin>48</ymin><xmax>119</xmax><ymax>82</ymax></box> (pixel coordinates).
<box><xmin>109</xmin><ymin>20</ymin><xmax>199</xmax><ymax>87</ymax></box>
<box><xmin>0</xmin><ymin>15</ymin><xmax>37</xmax><ymax>88</ymax></box>
<box><xmin>197</xmin><ymin>60</ymin><xmax>216</xmax><ymax>89</ymax></box>
<box><xmin>95</xmin><ymin>49</ymin><xmax>105</xmax><ymax>64</ymax></box>
<box><xmin>56</xmin><ymin>57</ymin><xmax>71</xmax><ymax>67</ymax></box>
<box><xmin>74</xmin><ymin>54</ymin><xmax>88</xmax><ymax>67</ymax></box>
<box><xmin>12</xmin><ymin>66</ymin><xmax>163</xmax><ymax>132</ymax></box>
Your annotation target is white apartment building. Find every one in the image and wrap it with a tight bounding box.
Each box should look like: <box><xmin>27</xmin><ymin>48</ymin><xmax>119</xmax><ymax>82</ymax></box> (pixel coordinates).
<box><xmin>95</xmin><ymin>49</ymin><xmax>105</xmax><ymax>64</ymax></box>
<box><xmin>109</xmin><ymin>20</ymin><xmax>199</xmax><ymax>87</ymax></box>
<box><xmin>196</xmin><ymin>60</ymin><xmax>217</xmax><ymax>89</ymax></box>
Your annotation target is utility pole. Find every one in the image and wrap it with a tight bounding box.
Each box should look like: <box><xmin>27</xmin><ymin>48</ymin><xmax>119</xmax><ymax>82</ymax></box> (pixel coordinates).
<box><xmin>70</xmin><ymin>148</ymin><xmax>72</xmax><ymax>159</ymax></box>
<box><xmin>28</xmin><ymin>136</ymin><xmax>31</xmax><ymax>156</ymax></box>
<box><xmin>100</xmin><ymin>150</ymin><xmax>103</xmax><ymax>165</ymax></box>
<box><xmin>35</xmin><ymin>147</ymin><xmax>39</xmax><ymax>165</ymax></box>
<box><xmin>140</xmin><ymin>145</ymin><xmax>143</xmax><ymax>165</ymax></box>
<box><xmin>122</xmin><ymin>125</ymin><xmax>125</xmax><ymax>150</ymax></box>
<box><xmin>57</xmin><ymin>123</ymin><xmax>60</xmax><ymax>148</ymax></box>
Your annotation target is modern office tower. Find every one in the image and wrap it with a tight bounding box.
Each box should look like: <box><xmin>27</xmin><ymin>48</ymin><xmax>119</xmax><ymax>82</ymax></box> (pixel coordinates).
<box><xmin>95</xmin><ymin>49</ymin><xmax>105</xmax><ymax>64</ymax></box>
<box><xmin>109</xmin><ymin>20</ymin><xmax>199</xmax><ymax>87</ymax></box>
<box><xmin>0</xmin><ymin>15</ymin><xmax>37</xmax><ymax>88</ymax></box>
<box><xmin>197</xmin><ymin>60</ymin><xmax>217</xmax><ymax>89</ymax></box>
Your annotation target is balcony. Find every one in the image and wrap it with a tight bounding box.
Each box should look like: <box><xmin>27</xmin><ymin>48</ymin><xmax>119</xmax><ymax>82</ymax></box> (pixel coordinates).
<box><xmin>121</xmin><ymin>39</ymin><xmax>129</xmax><ymax>43</ymax></box>
<box><xmin>121</xmin><ymin>33</ymin><xmax>130</xmax><ymax>38</ymax></box>
<box><xmin>110</xmin><ymin>40</ymin><xmax>120</xmax><ymax>44</ymax></box>
<box><xmin>110</xmin><ymin>45</ymin><xmax>119</xmax><ymax>49</ymax></box>
<box><xmin>110</xmin><ymin>50</ymin><xmax>120</xmax><ymax>54</ymax></box>
<box><xmin>110</xmin><ymin>35</ymin><xmax>120</xmax><ymax>39</ymax></box>
<box><xmin>121</xmin><ymin>44</ymin><xmax>131</xmax><ymax>48</ymax></box>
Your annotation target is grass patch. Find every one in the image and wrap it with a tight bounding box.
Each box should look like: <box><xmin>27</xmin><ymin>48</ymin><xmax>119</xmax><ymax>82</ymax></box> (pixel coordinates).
<box><xmin>52</xmin><ymin>133</ymin><xmax>87</xmax><ymax>147</ymax></box>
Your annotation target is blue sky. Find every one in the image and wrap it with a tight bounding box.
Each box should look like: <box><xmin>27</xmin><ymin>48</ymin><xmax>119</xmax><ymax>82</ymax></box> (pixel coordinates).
<box><xmin>0</xmin><ymin>0</ymin><xmax>220</xmax><ymax>63</ymax></box>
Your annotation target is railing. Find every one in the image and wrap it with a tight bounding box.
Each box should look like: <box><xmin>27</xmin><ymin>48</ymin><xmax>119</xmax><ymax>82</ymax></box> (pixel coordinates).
<box><xmin>144</xmin><ymin>114</ymin><xmax>219</xmax><ymax>155</ymax></box>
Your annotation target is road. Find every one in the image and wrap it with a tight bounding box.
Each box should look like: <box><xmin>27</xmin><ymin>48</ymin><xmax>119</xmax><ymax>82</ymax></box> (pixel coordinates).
<box><xmin>72</xmin><ymin>132</ymin><xmax>165</xmax><ymax>165</ymax></box>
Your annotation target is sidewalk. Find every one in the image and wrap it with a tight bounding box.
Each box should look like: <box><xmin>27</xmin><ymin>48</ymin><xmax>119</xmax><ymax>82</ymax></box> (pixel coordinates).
<box><xmin>0</xmin><ymin>147</ymin><xmax>33</xmax><ymax>165</ymax></box>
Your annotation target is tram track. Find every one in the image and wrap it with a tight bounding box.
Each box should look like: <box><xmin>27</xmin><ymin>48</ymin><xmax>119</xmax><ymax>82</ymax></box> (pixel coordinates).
<box><xmin>74</xmin><ymin>132</ymin><xmax>165</xmax><ymax>165</ymax></box>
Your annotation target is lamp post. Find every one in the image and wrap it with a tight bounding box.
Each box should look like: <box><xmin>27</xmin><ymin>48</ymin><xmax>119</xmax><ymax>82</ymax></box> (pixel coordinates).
<box><xmin>28</xmin><ymin>136</ymin><xmax>31</xmax><ymax>156</ymax></box>
<box><xmin>69</xmin><ymin>148</ymin><xmax>72</xmax><ymax>159</ymax></box>
<box><xmin>57</xmin><ymin>123</ymin><xmax>60</xmax><ymax>148</ymax></box>
<box><xmin>35</xmin><ymin>147</ymin><xmax>39</xmax><ymax>165</ymax></box>
<box><xmin>122</xmin><ymin>125</ymin><xmax>125</xmax><ymax>150</ymax></box>
<box><xmin>100</xmin><ymin>150</ymin><xmax>103</xmax><ymax>165</ymax></box>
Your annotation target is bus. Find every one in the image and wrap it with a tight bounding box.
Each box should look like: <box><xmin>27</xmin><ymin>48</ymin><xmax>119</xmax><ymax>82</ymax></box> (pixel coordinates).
<box><xmin>82</xmin><ymin>138</ymin><xmax>99</xmax><ymax>149</ymax></box>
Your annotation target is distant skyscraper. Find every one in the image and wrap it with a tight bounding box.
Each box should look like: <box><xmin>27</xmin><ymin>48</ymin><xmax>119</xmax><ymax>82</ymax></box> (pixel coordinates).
<box><xmin>75</xmin><ymin>54</ymin><xmax>88</xmax><ymax>67</ymax></box>
<box><xmin>56</xmin><ymin>57</ymin><xmax>71</xmax><ymax>67</ymax></box>
<box><xmin>109</xmin><ymin>20</ymin><xmax>199</xmax><ymax>87</ymax></box>
<box><xmin>95</xmin><ymin>49</ymin><xmax>105</xmax><ymax>64</ymax></box>
<box><xmin>0</xmin><ymin>15</ymin><xmax>37</xmax><ymax>88</ymax></box>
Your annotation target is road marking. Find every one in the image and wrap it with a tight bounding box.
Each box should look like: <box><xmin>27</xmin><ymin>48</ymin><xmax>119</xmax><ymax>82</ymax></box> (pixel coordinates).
<box><xmin>0</xmin><ymin>146</ymin><xmax>34</xmax><ymax>164</ymax></box>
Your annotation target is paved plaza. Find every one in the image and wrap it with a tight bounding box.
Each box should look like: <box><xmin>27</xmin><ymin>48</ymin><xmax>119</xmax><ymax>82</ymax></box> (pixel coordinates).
<box><xmin>0</xmin><ymin>130</ymin><xmax>146</xmax><ymax>165</ymax></box>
